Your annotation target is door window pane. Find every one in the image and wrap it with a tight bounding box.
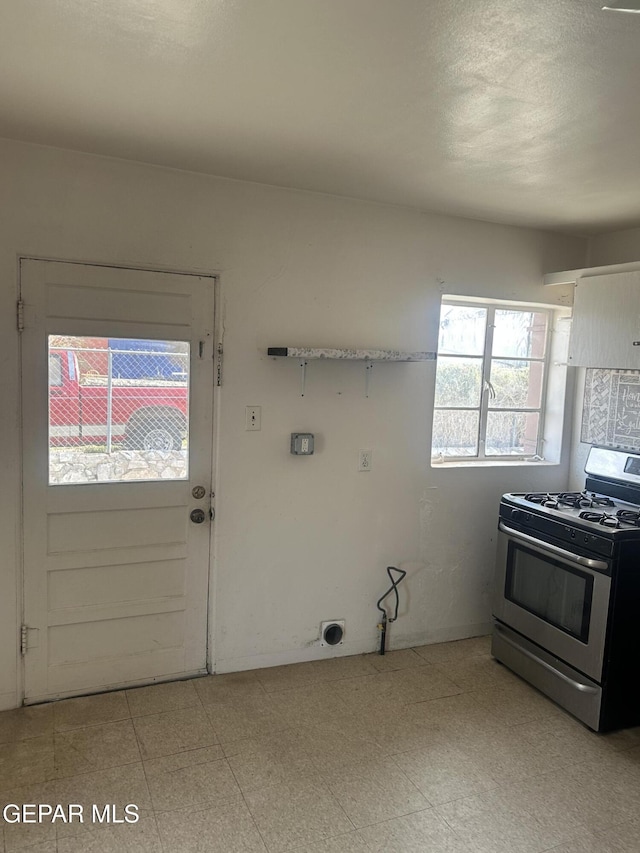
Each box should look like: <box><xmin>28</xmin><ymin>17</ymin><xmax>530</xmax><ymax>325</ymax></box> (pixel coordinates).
<box><xmin>48</xmin><ymin>336</ymin><xmax>190</xmax><ymax>485</ymax></box>
<box><xmin>432</xmin><ymin>410</ymin><xmax>479</xmax><ymax>457</ymax></box>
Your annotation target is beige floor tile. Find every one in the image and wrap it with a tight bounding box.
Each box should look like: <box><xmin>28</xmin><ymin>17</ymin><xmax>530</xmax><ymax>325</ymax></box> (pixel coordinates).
<box><xmin>53</xmin><ymin>764</ymin><xmax>152</xmax><ymax>840</ymax></box>
<box><xmin>267</xmin><ymin>684</ymin><xmax>351</xmax><ymax>728</ymax></box>
<box><xmin>0</xmin><ymin>706</ymin><xmax>54</xmax><ymax>745</ymax></box>
<box><xmin>156</xmin><ymin>799</ymin><xmax>267</xmax><ymax>852</ymax></box>
<box><xmin>53</xmin><ymin>692</ymin><xmax>130</xmax><ymax>733</ymax></box>
<box><xmin>393</xmin><ymin>741</ymin><xmax>498</xmax><ymax>805</ymax></box>
<box><xmin>331</xmin><ymin>666</ymin><xmax>461</xmax><ymax>712</ymax></box>
<box><xmin>432</xmin><ymin>654</ymin><xmax>520</xmax><ymax>691</ymax></box>
<box><xmin>254</xmin><ymin>661</ymin><xmax>339</xmax><ymax>693</ymax></box>
<box><xmin>347</xmin><ymin>707</ymin><xmax>444</xmax><ymax>756</ymax></box>
<box><xmin>204</xmin><ymin>696</ymin><xmax>287</xmax><ymax>742</ymax></box>
<box><xmin>358</xmin><ymin>808</ymin><xmax>473</xmax><ymax>853</ymax></box>
<box><xmin>405</xmin><ymin>690</ymin><xmax>490</xmax><ymax>730</ymax></box>
<box><xmin>547</xmin><ymin>819</ymin><xmax>640</xmax><ymax>853</ymax></box>
<box><xmin>325</xmin><ymin>757</ymin><xmax>430</xmax><ymax>828</ymax></box>
<box><xmin>364</xmin><ymin>648</ymin><xmax>428</xmax><ymax>673</ymax></box>
<box><xmin>467</xmin><ymin>682</ymin><xmax>560</xmax><ymax>726</ymax></box>
<box><xmin>194</xmin><ymin>671</ymin><xmax>268</xmax><ymax>705</ymax></box>
<box><xmin>4</xmin><ymin>843</ymin><xmax>55</xmax><ymax>853</ymax></box>
<box><xmin>125</xmin><ymin>679</ymin><xmax>200</xmax><ymax>717</ymax></box>
<box><xmin>558</xmin><ymin>755</ymin><xmax>640</xmax><ymax>826</ymax></box>
<box><xmin>434</xmin><ymin>772</ymin><xmax>586</xmax><ymax>841</ymax></box>
<box><xmin>288</xmin><ymin>832</ymin><xmax>370</xmax><ymax>853</ymax></box>
<box><xmin>56</xmin><ymin>811</ymin><xmax>162</xmax><ymax>852</ymax></box>
<box><xmin>455</xmin><ymin>727</ymin><xmax>568</xmax><ymax>786</ymax></box>
<box><xmin>444</xmin><ymin>807</ymin><xmax>571</xmax><ymax>853</ymax></box>
<box><xmin>54</xmin><ymin>719</ymin><xmax>140</xmax><ymax>778</ymax></box>
<box><xmin>295</xmin><ymin>724</ymin><xmax>382</xmax><ymax>775</ymax></box>
<box><xmin>227</xmin><ymin>742</ymin><xmax>322</xmax><ymax>794</ymax></box>
<box><xmin>322</xmin><ymin>656</ymin><xmax>379</xmax><ymax>681</ymax></box>
<box><xmin>0</xmin><ymin>736</ymin><xmax>55</xmax><ymax>792</ymax></box>
<box><xmin>221</xmin><ymin>728</ymin><xmax>309</xmax><ymax>760</ymax></box>
<box><xmin>508</xmin><ymin>714</ymin><xmax>627</xmax><ymax>764</ymax></box>
<box><xmin>133</xmin><ymin>705</ymin><xmax>217</xmax><ymax>760</ymax></box>
<box><xmin>244</xmin><ymin>779</ymin><xmax>353</xmax><ymax>851</ymax></box>
<box><xmin>413</xmin><ymin>635</ymin><xmax>491</xmax><ymax>664</ymax></box>
<box><xmin>1</xmin><ymin>781</ymin><xmax>58</xmax><ymax>851</ymax></box>
<box><xmin>144</xmin><ymin>747</ymin><xmax>238</xmax><ymax>811</ymax></box>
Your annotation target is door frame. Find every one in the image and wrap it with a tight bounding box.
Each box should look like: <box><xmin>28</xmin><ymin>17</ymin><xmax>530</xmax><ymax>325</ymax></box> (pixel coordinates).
<box><xmin>16</xmin><ymin>255</ymin><xmax>222</xmax><ymax>704</ymax></box>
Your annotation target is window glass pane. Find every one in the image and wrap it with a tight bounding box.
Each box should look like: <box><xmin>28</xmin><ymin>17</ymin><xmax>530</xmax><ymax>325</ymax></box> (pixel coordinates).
<box><xmin>49</xmin><ymin>354</ymin><xmax>63</xmax><ymax>387</ymax></box>
<box><xmin>432</xmin><ymin>410</ymin><xmax>479</xmax><ymax>457</ymax></box>
<box><xmin>492</xmin><ymin>310</ymin><xmax>547</xmax><ymax>359</ymax></box>
<box><xmin>434</xmin><ymin>357</ymin><xmax>483</xmax><ymax>407</ymax></box>
<box><xmin>438</xmin><ymin>305</ymin><xmax>487</xmax><ymax>355</ymax></box>
<box><xmin>49</xmin><ymin>336</ymin><xmax>190</xmax><ymax>485</ymax></box>
<box><xmin>485</xmin><ymin>411</ymin><xmax>540</xmax><ymax>456</ymax></box>
<box><xmin>489</xmin><ymin>359</ymin><xmax>544</xmax><ymax>409</ymax></box>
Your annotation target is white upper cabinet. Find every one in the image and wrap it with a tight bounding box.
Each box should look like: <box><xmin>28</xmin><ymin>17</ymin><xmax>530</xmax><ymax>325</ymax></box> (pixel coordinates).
<box><xmin>569</xmin><ymin>272</ymin><xmax>640</xmax><ymax>368</ymax></box>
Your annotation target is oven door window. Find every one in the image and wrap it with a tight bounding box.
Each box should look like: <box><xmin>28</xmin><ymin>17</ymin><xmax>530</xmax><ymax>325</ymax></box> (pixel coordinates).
<box><xmin>505</xmin><ymin>544</ymin><xmax>594</xmax><ymax>642</ymax></box>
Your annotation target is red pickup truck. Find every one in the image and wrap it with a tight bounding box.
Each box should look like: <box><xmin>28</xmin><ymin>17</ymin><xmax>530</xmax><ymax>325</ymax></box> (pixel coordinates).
<box><xmin>48</xmin><ymin>348</ymin><xmax>188</xmax><ymax>452</ymax></box>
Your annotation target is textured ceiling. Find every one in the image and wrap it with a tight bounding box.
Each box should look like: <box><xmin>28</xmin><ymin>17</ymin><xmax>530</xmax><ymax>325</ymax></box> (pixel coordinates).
<box><xmin>1</xmin><ymin>0</ymin><xmax>640</xmax><ymax>234</ymax></box>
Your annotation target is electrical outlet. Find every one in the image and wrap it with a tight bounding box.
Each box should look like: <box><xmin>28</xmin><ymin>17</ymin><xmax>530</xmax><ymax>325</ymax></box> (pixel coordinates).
<box><xmin>245</xmin><ymin>406</ymin><xmax>261</xmax><ymax>431</ymax></box>
<box><xmin>358</xmin><ymin>449</ymin><xmax>372</xmax><ymax>471</ymax></box>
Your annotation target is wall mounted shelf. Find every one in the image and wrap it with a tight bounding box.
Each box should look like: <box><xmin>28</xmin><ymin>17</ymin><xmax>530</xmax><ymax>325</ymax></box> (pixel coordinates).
<box><xmin>267</xmin><ymin>346</ymin><xmax>435</xmax><ymax>361</ymax></box>
<box><xmin>267</xmin><ymin>347</ymin><xmax>436</xmax><ymax>396</ymax></box>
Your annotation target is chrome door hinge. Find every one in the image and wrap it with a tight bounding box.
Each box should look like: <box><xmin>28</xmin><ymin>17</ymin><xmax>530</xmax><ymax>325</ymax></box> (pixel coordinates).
<box><xmin>17</xmin><ymin>299</ymin><xmax>24</xmax><ymax>333</ymax></box>
<box><xmin>20</xmin><ymin>624</ymin><xmax>28</xmax><ymax>656</ymax></box>
<box><xmin>216</xmin><ymin>343</ymin><xmax>223</xmax><ymax>387</ymax></box>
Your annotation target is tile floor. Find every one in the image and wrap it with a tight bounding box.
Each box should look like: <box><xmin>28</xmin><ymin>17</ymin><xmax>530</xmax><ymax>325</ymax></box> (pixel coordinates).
<box><xmin>1</xmin><ymin>636</ymin><xmax>640</xmax><ymax>852</ymax></box>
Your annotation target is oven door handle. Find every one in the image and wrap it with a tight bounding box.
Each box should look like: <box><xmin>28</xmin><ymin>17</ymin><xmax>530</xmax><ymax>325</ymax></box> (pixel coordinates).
<box><xmin>498</xmin><ymin>521</ymin><xmax>610</xmax><ymax>572</ymax></box>
<box><xmin>494</xmin><ymin>624</ymin><xmax>599</xmax><ymax>694</ymax></box>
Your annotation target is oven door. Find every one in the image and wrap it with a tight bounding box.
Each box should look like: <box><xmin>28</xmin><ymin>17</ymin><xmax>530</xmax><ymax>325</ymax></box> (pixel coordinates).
<box><xmin>493</xmin><ymin>522</ymin><xmax>611</xmax><ymax>682</ymax></box>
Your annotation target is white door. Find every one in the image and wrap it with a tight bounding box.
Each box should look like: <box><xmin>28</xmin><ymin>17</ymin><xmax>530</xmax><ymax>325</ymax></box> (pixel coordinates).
<box><xmin>21</xmin><ymin>259</ymin><xmax>215</xmax><ymax>703</ymax></box>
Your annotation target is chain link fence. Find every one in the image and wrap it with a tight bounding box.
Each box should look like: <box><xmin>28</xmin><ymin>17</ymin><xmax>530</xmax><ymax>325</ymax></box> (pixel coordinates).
<box><xmin>48</xmin><ymin>338</ymin><xmax>190</xmax><ymax>484</ymax></box>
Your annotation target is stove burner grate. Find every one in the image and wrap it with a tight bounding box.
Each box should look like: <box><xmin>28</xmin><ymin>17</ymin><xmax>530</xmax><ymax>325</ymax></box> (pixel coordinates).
<box><xmin>616</xmin><ymin>509</ymin><xmax>640</xmax><ymax>526</ymax></box>
<box><xmin>524</xmin><ymin>491</ymin><xmax>616</xmax><ymax>509</ymax></box>
<box><xmin>578</xmin><ymin>511</ymin><xmax>622</xmax><ymax>528</ymax></box>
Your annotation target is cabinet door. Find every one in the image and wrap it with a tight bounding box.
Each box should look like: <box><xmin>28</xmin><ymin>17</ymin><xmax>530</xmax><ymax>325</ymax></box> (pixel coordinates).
<box><xmin>569</xmin><ymin>272</ymin><xmax>640</xmax><ymax>368</ymax></box>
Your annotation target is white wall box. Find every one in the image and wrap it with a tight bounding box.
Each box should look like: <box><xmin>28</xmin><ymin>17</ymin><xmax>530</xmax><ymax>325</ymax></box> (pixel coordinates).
<box><xmin>569</xmin><ymin>272</ymin><xmax>640</xmax><ymax>368</ymax></box>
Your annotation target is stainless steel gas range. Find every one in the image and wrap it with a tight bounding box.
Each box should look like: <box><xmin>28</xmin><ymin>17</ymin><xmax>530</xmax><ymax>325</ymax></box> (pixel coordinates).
<box><xmin>492</xmin><ymin>446</ymin><xmax>640</xmax><ymax>732</ymax></box>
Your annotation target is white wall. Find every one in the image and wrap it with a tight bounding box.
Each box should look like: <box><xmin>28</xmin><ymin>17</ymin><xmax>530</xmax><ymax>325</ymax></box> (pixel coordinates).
<box><xmin>0</xmin><ymin>139</ymin><xmax>587</xmax><ymax>708</ymax></box>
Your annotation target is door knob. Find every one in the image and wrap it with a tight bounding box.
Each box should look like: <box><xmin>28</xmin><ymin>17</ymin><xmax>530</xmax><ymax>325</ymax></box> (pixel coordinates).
<box><xmin>190</xmin><ymin>508</ymin><xmax>207</xmax><ymax>524</ymax></box>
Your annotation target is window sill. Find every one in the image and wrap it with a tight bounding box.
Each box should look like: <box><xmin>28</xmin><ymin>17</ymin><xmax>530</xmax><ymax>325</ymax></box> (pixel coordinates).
<box><xmin>430</xmin><ymin>458</ymin><xmax>561</xmax><ymax>469</ymax></box>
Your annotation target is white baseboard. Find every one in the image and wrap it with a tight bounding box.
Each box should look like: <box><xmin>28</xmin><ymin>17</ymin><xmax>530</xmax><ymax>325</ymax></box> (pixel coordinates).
<box><xmin>212</xmin><ymin>622</ymin><xmax>492</xmax><ymax>675</ymax></box>
<box><xmin>0</xmin><ymin>691</ymin><xmax>18</xmax><ymax>711</ymax></box>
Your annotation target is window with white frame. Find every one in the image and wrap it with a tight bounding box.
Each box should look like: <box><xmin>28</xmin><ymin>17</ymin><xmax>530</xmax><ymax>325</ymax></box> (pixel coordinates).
<box><xmin>431</xmin><ymin>298</ymin><xmax>552</xmax><ymax>461</ymax></box>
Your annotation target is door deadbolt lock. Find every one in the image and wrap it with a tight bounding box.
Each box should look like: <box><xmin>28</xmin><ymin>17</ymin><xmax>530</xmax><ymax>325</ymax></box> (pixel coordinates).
<box><xmin>192</xmin><ymin>485</ymin><xmax>206</xmax><ymax>500</ymax></box>
<box><xmin>190</xmin><ymin>508</ymin><xmax>207</xmax><ymax>524</ymax></box>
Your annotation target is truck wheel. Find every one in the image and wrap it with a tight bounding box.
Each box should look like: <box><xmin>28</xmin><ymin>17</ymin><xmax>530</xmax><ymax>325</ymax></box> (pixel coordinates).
<box><xmin>125</xmin><ymin>415</ymin><xmax>184</xmax><ymax>452</ymax></box>
<box><xmin>141</xmin><ymin>423</ymin><xmax>182</xmax><ymax>452</ymax></box>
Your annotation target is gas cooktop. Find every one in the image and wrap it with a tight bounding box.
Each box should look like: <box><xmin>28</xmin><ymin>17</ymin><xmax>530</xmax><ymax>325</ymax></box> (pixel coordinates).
<box><xmin>503</xmin><ymin>490</ymin><xmax>640</xmax><ymax>532</ymax></box>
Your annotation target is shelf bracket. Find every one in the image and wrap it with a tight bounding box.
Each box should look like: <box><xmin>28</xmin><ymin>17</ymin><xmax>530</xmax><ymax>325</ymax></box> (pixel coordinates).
<box><xmin>300</xmin><ymin>360</ymin><xmax>308</xmax><ymax>397</ymax></box>
<box><xmin>365</xmin><ymin>362</ymin><xmax>373</xmax><ymax>398</ymax></box>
